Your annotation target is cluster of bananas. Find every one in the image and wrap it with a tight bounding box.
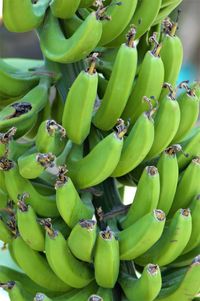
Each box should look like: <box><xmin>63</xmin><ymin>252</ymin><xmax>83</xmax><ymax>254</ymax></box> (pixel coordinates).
<box><xmin>0</xmin><ymin>0</ymin><xmax>200</xmax><ymax>300</ymax></box>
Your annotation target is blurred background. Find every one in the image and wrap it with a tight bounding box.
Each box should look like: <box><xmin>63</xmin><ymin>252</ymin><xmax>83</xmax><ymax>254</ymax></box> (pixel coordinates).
<box><xmin>0</xmin><ymin>1</ymin><xmax>199</xmax><ymax>300</ymax></box>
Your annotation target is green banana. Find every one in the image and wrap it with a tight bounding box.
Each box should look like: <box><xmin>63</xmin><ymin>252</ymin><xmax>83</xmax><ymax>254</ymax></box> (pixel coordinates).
<box><xmin>18</xmin><ymin>151</ymin><xmax>55</xmax><ymax>179</ymax></box>
<box><xmin>156</xmin><ymin>145</ymin><xmax>180</xmax><ymax>215</ymax></box>
<box><xmin>3</xmin><ymin>0</ymin><xmax>50</xmax><ymax>32</ymax></box>
<box><xmin>35</xmin><ymin>120</ymin><xmax>67</xmax><ymax>156</ymax></box>
<box><xmin>0</xmin><ymin>187</ymin><xmax>8</xmax><ymax>209</ymax></box>
<box><xmin>55</xmin><ymin>166</ymin><xmax>94</xmax><ymax>228</ymax></box>
<box><xmin>44</xmin><ymin>223</ymin><xmax>94</xmax><ymax>288</ymax></box>
<box><xmin>107</xmin><ymin>0</ymin><xmax>162</xmax><ymax>47</ymax></box>
<box><xmin>17</xmin><ymin>193</ymin><xmax>45</xmax><ymax>251</ymax></box>
<box><xmin>159</xmin><ymin>20</ymin><xmax>183</xmax><ymax>101</ymax></box>
<box><xmin>0</xmin><ymin>265</ymin><xmax>64</xmax><ymax>297</ymax></box>
<box><xmin>96</xmin><ymin>287</ymin><xmax>114</xmax><ymax>301</ymax></box>
<box><xmin>97</xmin><ymin>75</ymin><xmax>108</xmax><ymax>98</ymax></box>
<box><xmin>6</xmin><ymin>139</ymin><xmax>34</xmax><ymax>162</ymax></box>
<box><xmin>93</xmin><ymin>28</ymin><xmax>138</xmax><ymax>131</ymax></box>
<box><xmin>171</xmin><ymin>82</ymin><xmax>200</xmax><ymax>143</ymax></box>
<box><xmin>68</xmin><ymin>219</ymin><xmax>97</xmax><ymax>262</ymax></box>
<box><xmin>39</xmin><ymin>11</ymin><xmax>102</xmax><ymax>63</ymax></box>
<box><xmin>136</xmin><ymin>209</ymin><xmax>192</xmax><ymax>266</ymax></box>
<box><xmin>122</xmin><ymin>37</ymin><xmax>164</xmax><ymax>125</ymax></box>
<box><xmin>95</xmin><ymin>48</ymin><xmax>118</xmax><ymax>79</ymax></box>
<box><xmin>1</xmin><ymin>158</ymin><xmax>59</xmax><ymax>217</ymax></box>
<box><xmin>0</xmin><ymin>78</ymin><xmax>51</xmax><ymax>138</ymax></box>
<box><xmin>120</xmin><ymin>166</ymin><xmax>160</xmax><ymax>228</ymax></box>
<box><xmin>0</xmin><ymin>215</ymin><xmax>13</xmax><ymax>243</ymax></box>
<box><xmin>50</xmin><ymin>90</ymin><xmax>64</xmax><ymax>125</ymax></box>
<box><xmin>0</xmin><ymin>59</ymin><xmax>39</xmax><ymax>97</ymax></box>
<box><xmin>0</xmin><ymin>127</ymin><xmax>17</xmax><ymax>157</ymax></box>
<box><xmin>145</xmin><ymin>86</ymin><xmax>181</xmax><ymax>160</ymax></box>
<box><xmin>62</xmin><ymin>55</ymin><xmax>98</xmax><ymax>144</ymax></box>
<box><xmin>170</xmin><ymin>244</ymin><xmax>200</xmax><ymax>268</ymax></box>
<box><xmin>111</xmin><ymin>107</ymin><xmax>155</xmax><ymax>177</ymax></box>
<box><xmin>169</xmin><ymin>157</ymin><xmax>200</xmax><ymax>215</ymax></box>
<box><xmin>94</xmin><ymin>227</ymin><xmax>119</xmax><ymax>288</ymax></box>
<box><xmin>155</xmin><ymin>256</ymin><xmax>200</xmax><ymax>300</ymax></box>
<box><xmin>98</xmin><ymin>0</ymin><xmax>138</xmax><ymax>46</ymax></box>
<box><xmin>66</xmin><ymin>130</ymin><xmax>124</xmax><ymax>189</ymax></box>
<box><xmin>182</xmin><ymin>195</ymin><xmax>200</xmax><ymax>254</ymax></box>
<box><xmin>153</xmin><ymin>0</ymin><xmax>183</xmax><ymax>26</ymax></box>
<box><xmin>119</xmin><ymin>210</ymin><xmax>166</xmax><ymax>260</ymax></box>
<box><xmin>0</xmin><ymin>281</ymin><xmax>32</xmax><ymax>301</ymax></box>
<box><xmin>50</xmin><ymin>0</ymin><xmax>80</xmax><ymax>19</ymax></box>
<box><xmin>119</xmin><ymin>264</ymin><xmax>162</xmax><ymax>301</ymax></box>
<box><xmin>177</xmin><ymin>127</ymin><xmax>200</xmax><ymax>170</ymax></box>
<box><xmin>12</xmin><ymin>235</ymin><xmax>72</xmax><ymax>292</ymax></box>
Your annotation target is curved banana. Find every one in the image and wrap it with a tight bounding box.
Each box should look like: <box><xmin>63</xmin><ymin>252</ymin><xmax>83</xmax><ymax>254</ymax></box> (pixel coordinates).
<box><xmin>12</xmin><ymin>236</ymin><xmax>72</xmax><ymax>292</ymax></box>
<box><xmin>66</xmin><ymin>130</ymin><xmax>124</xmax><ymax>189</ymax></box>
<box><xmin>3</xmin><ymin>0</ymin><xmax>50</xmax><ymax>32</ymax></box>
<box><xmin>169</xmin><ymin>157</ymin><xmax>200</xmax><ymax>215</ymax></box>
<box><xmin>122</xmin><ymin>37</ymin><xmax>164</xmax><ymax>125</ymax></box>
<box><xmin>62</xmin><ymin>55</ymin><xmax>98</xmax><ymax>144</ymax></box>
<box><xmin>18</xmin><ymin>151</ymin><xmax>55</xmax><ymax>179</ymax></box>
<box><xmin>145</xmin><ymin>87</ymin><xmax>181</xmax><ymax>160</ymax></box>
<box><xmin>171</xmin><ymin>82</ymin><xmax>200</xmax><ymax>143</ymax></box>
<box><xmin>136</xmin><ymin>209</ymin><xmax>192</xmax><ymax>266</ymax></box>
<box><xmin>0</xmin><ymin>265</ymin><xmax>63</xmax><ymax>297</ymax></box>
<box><xmin>0</xmin><ymin>78</ymin><xmax>50</xmax><ymax>138</ymax></box>
<box><xmin>177</xmin><ymin>127</ymin><xmax>200</xmax><ymax>170</ymax></box>
<box><xmin>182</xmin><ymin>195</ymin><xmax>200</xmax><ymax>254</ymax></box>
<box><xmin>107</xmin><ymin>0</ymin><xmax>162</xmax><ymax>47</ymax></box>
<box><xmin>96</xmin><ymin>287</ymin><xmax>114</xmax><ymax>301</ymax></box>
<box><xmin>44</xmin><ymin>223</ymin><xmax>94</xmax><ymax>288</ymax></box>
<box><xmin>119</xmin><ymin>264</ymin><xmax>162</xmax><ymax>301</ymax></box>
<box><xmin>155</xmin><ymin>256</ymin><xmax>200</xmax><ymax>300</ymax></box>
<box><xmin>94</xmin><ymin>227</ymin><xmax>119</xmax><ymax>288</ymax></box>
<box><xmin>156</xmin><ymin>145</ymin><xmax>180</xmax><ymax>215</ymax></box>
<box><xmin>68</xmin><ymin>219</ymin><xmax>97</xmax><ymax>262</ymax></box>
<box><xmin>39</xmin><ymin>11</ymin><xmax>102</xmax><ymax>63</ymax></box>
<box><xmin>119</xmin><ymin>210</ymin><xmax>166</xmax><ymax>260</ymax></box>
<box><xmin>0</xmin><ymin>59</ymin><xmax>39</xmax><ymax>98</ymax></box>
<box><xmin>159</xmin><ymin>20</ymin><xmax>183</xmax><ymax>101</ymax></box>
<box><xmin>98</xmin><ymin>0</ymin><xmax>138</xmax><ymax>46</ymax></box>
<box><xmin>0</xmin><ymin>187</ymin><xmax>7</xmax><ymax>209</ymax></box>
<box><xmin>55</xmin><ymin>166</ymin><xmax>94</xmax><ymax>228</ymax></box>
<box><xmin>121</xmin><ymin>166</ymin><xmax>160</xmax><ymax>228</ymax></box>
<box><xmin>17</xmin><ymin>194</ymin><xmax>45</xmax><ymax>251</ymax></box>
<box><xmin>35</xmin><ymin>120</ymin><xmax>67</xmax><ymax>156</ymax></box>
<box><xmin>93</xmin><ymin>28</ymin><xmax>138</xmax><ymax>131</ymax></box>
<box><xmin>111</xmin><ymin>108</ymin><xmax>154</xmax><ymax>177</ymax></box>
<box><xmin>1</xmin><ymin>158</ymin><xmax>59</xmax><ymax>217</ymax></box>
<box><xmin>50</xmin><ymin>0</ymin><xmax>80</xmax><ymax>19</ymax></box>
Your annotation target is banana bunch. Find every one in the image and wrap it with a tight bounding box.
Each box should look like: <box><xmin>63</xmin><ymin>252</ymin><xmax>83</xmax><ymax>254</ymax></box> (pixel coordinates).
<box><xmin>1</xmin><ymin>0</ymin><xmax>200</xmax><ymax>300</ymax></box>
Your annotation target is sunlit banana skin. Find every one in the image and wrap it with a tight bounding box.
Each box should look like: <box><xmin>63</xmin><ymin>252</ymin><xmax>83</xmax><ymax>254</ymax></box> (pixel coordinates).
<box><xmin>119</xmin><ymin>264</ymin><xmax>162</xmax><ymax>301</ymax></box>
<box><xmin>155</xmin><ymin>256</ymin><xmax>200</xmax><ymax>300</ymax></box>
<box><xmin>136</xmin><ymin>209</ymin><xmax>192</xmax><ymax>266</ymax></box>
<box><xmin>119</xmin><ymin>210</ymin><xmax>166</xmax><ymax>260</ymax></box>
<box><xmin>156</xmin><ymin>145</ymin><xmax>179</xmax><ymax>215</ymax></box>
<box><xmin>50</xmin><ymin>0</ymin><xmax>80</xmax><ymax>19</ymax></box>
<box><xmin>12</xmin><ymin>236</ymin><xmax>71</xmax><ymax>292</ymax></box>
<box><xmin>121</xmin><ymin>166</ymin><xmax>160</xmax><ymax>228</ymax></box>
<box><xmin>62</xmin><ymin>60</ymin><xmax>98</xmax><ymax>144</ymax></box>
<box><xmin>94</xmin><ymin>227</ymin><xmax>119</xmax><ymax>288</ymax></box>
<box><xmin>44</xmin><ymin>227</ymin><xmax>94</xmax><ymax>288</ymax></box>
<box><xmin>68</xmin><ymin>219</ymin><xmax>97</xmax><ymax>262</ymax></box>
<box><xmin>169</xmin><ymin>157</ymin><xmax>200</xmax><ymax>215</ymax></box>
<box><xmin>55</xmin><ymin>168</ymin><xmax>94</xmax><ymax>228</ymax></box>
<box><xmin>3</xmin><ymin>0</ymin><xmax>50</xmax><ymax>32</ymax></box>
